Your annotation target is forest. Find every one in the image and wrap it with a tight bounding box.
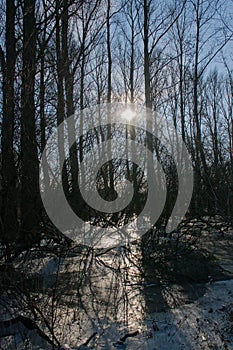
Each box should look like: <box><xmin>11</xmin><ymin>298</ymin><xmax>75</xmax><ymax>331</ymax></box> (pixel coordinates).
<box><xmin>0</xmin><ymin>0</ymin><xmax>233</xmax><ymax>349</ymax></box>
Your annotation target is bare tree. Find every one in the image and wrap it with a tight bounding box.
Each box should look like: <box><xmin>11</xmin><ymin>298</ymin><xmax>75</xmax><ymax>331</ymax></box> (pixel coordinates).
<box><xmin>0</xmin><ymin>0</ymin><xmax>18</xmax><ymax>254</ymax></box>
<box><xmin>20</xmin><ymin>0</ymin><xmax>41</xmax><ymax>245</ymax></box>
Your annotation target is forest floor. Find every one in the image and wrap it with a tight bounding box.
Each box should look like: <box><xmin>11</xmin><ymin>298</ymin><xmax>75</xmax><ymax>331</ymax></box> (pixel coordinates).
<box><xmin>120</xmin><ymin>230</ymin><xmax>233</xmax><ymax>350</ymax></box>
<box><xmin>1</xmin><ymin>218</ymin><xmax>233</xmax><ymax>349</ymax></box>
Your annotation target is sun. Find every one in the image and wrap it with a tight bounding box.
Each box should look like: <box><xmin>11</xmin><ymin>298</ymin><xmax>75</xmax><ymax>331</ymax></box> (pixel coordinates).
<box><xmin>121</xmin><ymin>108</ymin><xmax>136</xmax><ymax>122</ymax></box>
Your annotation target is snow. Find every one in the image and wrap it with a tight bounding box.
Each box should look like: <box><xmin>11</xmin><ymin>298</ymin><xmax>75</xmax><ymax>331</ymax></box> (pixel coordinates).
<box><xmin>112</xmin><ymin>279</ymin><xmax>233</xmax><ymax>350</ymax></box>
<box><xmin>53</xmin><ymin>279</ymin><xmax>233</xmax><ymax>349</ymax></box>
<box><xmin>1</xmin><ymin>228</ymin><xmax>233</xmax><ymax>349</ymax></box>
<box><xmin>1</xmin><ymin>279</ymin><xmax>233</xmax><ymax>349</ymax></box>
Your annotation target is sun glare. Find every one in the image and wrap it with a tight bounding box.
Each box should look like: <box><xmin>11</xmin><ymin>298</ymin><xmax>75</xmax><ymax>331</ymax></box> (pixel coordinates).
<box><xmin>121</xmin><ymin>108</ymin><xmax>136</xmax><ymax>122</ymax></box>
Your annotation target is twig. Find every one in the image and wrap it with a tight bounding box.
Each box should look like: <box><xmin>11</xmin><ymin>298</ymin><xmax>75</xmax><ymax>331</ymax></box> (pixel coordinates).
<box><xmin>82</xmin><ymin>332</ymin><xmax>98</xmax><ymax>346</ymax></box>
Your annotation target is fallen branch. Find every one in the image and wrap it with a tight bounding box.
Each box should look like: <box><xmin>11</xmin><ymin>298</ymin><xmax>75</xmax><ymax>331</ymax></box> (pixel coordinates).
<box><xmin>114</xmin><ymin>330</ymin><xmax>139</xmax><ymax>346</ymax></box>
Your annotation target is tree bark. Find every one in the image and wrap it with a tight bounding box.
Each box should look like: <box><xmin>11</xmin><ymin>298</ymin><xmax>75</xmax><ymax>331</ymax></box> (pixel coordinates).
<box><xmin>62</xmin><ymin>0</ymin><xmax>79</xmax><ymax>194</ymax></box>
<box><xmin>143</xmin><ymin>0</ymin><xmax>151</xmax><ymax>110</ymax></box>
<box><xmin>55</xmin><ymin>0</ymin><xmax>69</xmax><ymax>194</ymax></box>
<box><xmin>20</xmin><ymin>0</ymin><xmax>40</xmax><ymax>243</ymax></box>
<box><xmin>0</xmin><ymin>0</ymin><xmax>18</xmax><ymax>248</ymax></box>
<box><xmin>106</xmin><ymin>0</ymin><xmax>115</xmax><ymax>198</ymax></box>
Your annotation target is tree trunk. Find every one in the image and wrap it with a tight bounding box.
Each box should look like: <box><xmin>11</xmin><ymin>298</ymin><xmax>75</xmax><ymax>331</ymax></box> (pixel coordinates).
<box><xmin>62</xmin><ymin>0</ymin><xmax>79</xmax><ymax>194</ymax></box>
<box><xmin>39</xmin><ymin>48</ymin><xmax>50</xmax><ymax>191</ymax></box>
<box><xmin>55</xmin><ymin>0</ymin><xmax>69</xmax><ymax>194</ymax></box>
<box><xmin>20</xmin><ymin>0</ymin><xmax>40</xmax><ymax>243</ymax></box>
<box><xmin>143</xmin><ymin>0</ymin><xmax>151</xmax><ymax>111</ymax></box>
<box><xmin>106</xmin><ymin>0</ymin><xmax>115</xmax><ymax>198</ymax></box>
<box><xmin>0</xmin><ymin>0</ymin><xmax>18</xmax><ymax>249</ymax></box>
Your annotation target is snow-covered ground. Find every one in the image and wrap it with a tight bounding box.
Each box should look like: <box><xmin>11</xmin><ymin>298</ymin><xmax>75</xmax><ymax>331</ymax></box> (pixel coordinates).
<box><xmin>2</xmin><ymin>266</ymin><xmax>233</xmax><ymax>349</ymax></box>
<box><xmin>117</xmin><ymin>279</ymin><xmax>233</xmax><ymax>350</ymax></box>
<box><xmin>1</xmin><ymin>223</ymin><xmax>233</xmax><ymax>350</ymax></box>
